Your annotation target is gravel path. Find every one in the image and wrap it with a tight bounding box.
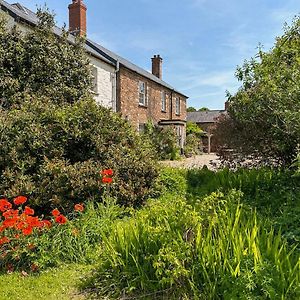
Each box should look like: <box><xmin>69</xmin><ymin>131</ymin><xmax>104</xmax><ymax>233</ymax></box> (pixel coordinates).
<box><xmin>160</xmin><ymin>154</ymin><xmax>221</xmax><ymax>170</ymax></box>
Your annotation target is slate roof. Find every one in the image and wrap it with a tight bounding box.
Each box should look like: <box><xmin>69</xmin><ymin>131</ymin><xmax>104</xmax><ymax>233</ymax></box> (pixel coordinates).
<box><xmin>0</xmin><ymin>0</ymin><xmax>188</xmax><ymax>98</ymax></box>
<box><xmin>187</xmin><ymin>110</ymin><xmax>226</xmax><ymax>123</ymax></box>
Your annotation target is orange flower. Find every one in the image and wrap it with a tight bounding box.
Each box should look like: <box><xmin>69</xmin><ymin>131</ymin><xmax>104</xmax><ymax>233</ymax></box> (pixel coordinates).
<box><xmin>3</xmin><ymin>209</ymin><xmax>18</xmax><ymax>219</ymax></box>
<box><xmin>0</xmin><ymin>199</ymin><xmax>12</xmax><ymax>212</ymax></box>
<box><xmin>102</xmin><ymin>177</ymin><xmax>113</xmax><ymax>184</ymax></box>
<box><xmin>13</xmin><ymin>196</ymin><xmax>27</xmax><ymax>206</ymax></box>
<box><xmin>0</xmin><ymin>236</ymin><xmax>10</xmax><ymax>245</ymax></box>
<box><xmin>24</xmin><ymin>206</ymin><xmax>35</xmax><ymax>216</ymax></box>
<box><xmin>51</xmin><ymin>209</ymin><xmax>61</xmax><ymax>217</ymax></box>
<box><xmin>74</xmin><ymin>203</ymin><xmax>84</xmax><ymax>212</ymax></box>
<box><xmin>55</xmin><ymin>215</ymin><xmax>67</xmax><ymax>224</ymax></box>
<box><xmin>40</xmin><ymin>220</ymin><xmax>52</xmax><ymax>229</ymax></box>
<box><xmin>101</xmin><ymin>169</ymin><xmax>114</xmax><ymax>176</ymax></box>
<box><xmin>22</xmin><ymin>227</ymin><xmax>33</xmax><ymax>236</ymax></box>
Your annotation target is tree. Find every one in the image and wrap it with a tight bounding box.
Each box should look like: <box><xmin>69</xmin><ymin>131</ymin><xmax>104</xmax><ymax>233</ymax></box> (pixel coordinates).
<box><xmin>0</xmin><ymin>9</ymin><xmax>92</xmax><ymax>109</ymax></box>
<box><xmin>198</xmin><ymin>107</ymin><xmax>209</xmax><ymax>111</ymax></box>
<box><xmin>215</xmin><ymin>16</ymin><xmax>300</xmax><ymax>165</ymax></box>
<box><xmin>187</xmin><ymin>107</ymin><xmax>197</xmax><ymax>112</ymax></box>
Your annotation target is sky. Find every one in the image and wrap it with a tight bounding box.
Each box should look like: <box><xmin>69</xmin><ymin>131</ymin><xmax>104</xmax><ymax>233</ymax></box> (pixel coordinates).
<box><xmin>13</xmin><ymin>0</ymin><xmax>299</xmax><ymax>109</ymax></box>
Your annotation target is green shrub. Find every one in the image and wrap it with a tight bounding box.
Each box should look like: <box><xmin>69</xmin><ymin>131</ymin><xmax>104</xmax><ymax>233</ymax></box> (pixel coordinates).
<box><xmin>184</xmin><ymin>133</ymin><xmax>202</xmax><ymax>157</ymax></box>
<box><xmin>0</xmin><ymin>99</ymin><xmax>158</xmax><ymax>211</ymax></box>
<box><xmin>142</xmin><ymin>122</ymin><xmax>180</xmax><ymax>160</ymax></box>
<box><xmin>83</xmin><ymin>191</ymin><xmax>300</xmax><ymax>299</ymax></box>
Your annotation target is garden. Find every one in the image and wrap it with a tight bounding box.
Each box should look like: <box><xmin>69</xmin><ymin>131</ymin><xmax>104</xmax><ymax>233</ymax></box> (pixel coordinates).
<box><xmin>0</xmin><ymin>9</ymin><xmax>300</xmax><ymax>300</ymax></box>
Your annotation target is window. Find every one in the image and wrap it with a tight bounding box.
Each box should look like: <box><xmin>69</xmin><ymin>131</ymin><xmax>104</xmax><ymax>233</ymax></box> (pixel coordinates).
<box><xmin>138</xmin><ymin>81</ymin><xmax>147</xmax><ymax>106</ymax></box>
<box><xmin>161</xmin><ymin>91</ymin><xmax>166</xmax><ymax>112</ymax></box>
<box><xmin>91</xmin><ymin>66</ymin><xmax>98</xmax><ymax>94</ymax></box>
<box><xmin>175</xmin><ymin>97</ymin><xmax>181</xmax><ymax>115</ymax></box>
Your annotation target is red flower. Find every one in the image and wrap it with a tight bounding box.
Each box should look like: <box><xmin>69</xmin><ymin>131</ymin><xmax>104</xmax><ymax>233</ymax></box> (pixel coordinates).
<box><xmin>3</xmin><ymin>209</ymin><xmax>18</xmax><ymax>219</ymax></box>
<box><xmin>101</xmin><ymin>169</ymin><xmax>114</xmax><ymax>176</ymax></box>
<box><xmin>51</xmin><ymin>209</ymin><xmax>60</xmax><ymax>217</ymax></box>
<box><xmin>74</xmin><ymin>203</ymin><xmax>84</xmax><ymax>212</ymax></box>
<box><xmin>55</xmin><ymin>215</ymin><xmax>67</xmax><ymax>224</ymax></box>
<box><xmin>40</xmin><ymin>220</ymin><xmax>52</xmax><ymax>229</ymax></box>
<box><xmin>24</xmin><ymin>206</ymin><xmax>35</xmax><ymax>216</ymax></box>
<box><xmin>0</xmin><ymin>236</ymin><xmax>10</xmax><ymax>245</ymax></box>
<box><xmin>0</xmin><ymin>199</ymin><xmax>12</xmax><ymax>212</ymax></box>
<box><xmin>102</xmin><ymin>177</ymin><xmax>113</xmax><ymax>184</ymax></box>
<box><xmin>22</xmin><ymin>227</ymin><xmax>33</xmax><ymax>236</ymax></box>
<box><xmin>13</xmin><ymin>196</ymin><xmax>27</xmax><ymax>206</ymax></box>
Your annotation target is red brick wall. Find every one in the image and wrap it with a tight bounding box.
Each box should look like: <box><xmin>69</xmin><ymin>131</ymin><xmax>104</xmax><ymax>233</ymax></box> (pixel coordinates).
<box><xmin>117</xmin><ymin>67</ymin><xmax>187</xmax><ymax>129</ymax></box>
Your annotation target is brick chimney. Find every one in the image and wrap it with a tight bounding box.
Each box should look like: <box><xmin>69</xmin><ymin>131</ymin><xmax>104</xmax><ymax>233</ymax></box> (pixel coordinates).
<box><xmin>68</xmin><ymin>0</ymin><xmax>87</xmax><ymax>36</ymax></box>
<box><xmin>151</xmin><ymin>55</ymin><xmax>163</xmax><ymax>79</ymax></box>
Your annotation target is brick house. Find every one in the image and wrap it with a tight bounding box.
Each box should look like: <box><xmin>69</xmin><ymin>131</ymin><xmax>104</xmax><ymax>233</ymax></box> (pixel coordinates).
<box><xmin>0</xmin><ymin>0</ymin><xmax>188</xmax><ymax>148</ymax></box>
<box><xmin>187</xmin><ymin>108</ymin><xmax>227</xmax><ymax>153</ymax></box>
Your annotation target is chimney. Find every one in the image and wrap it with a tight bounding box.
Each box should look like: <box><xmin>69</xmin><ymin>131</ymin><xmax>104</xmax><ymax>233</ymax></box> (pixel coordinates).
<box><xmin>151</xmin><ymin>55</ymin><xmax>163</xmax><ymax>79</ymax></box>
<box><xmin>68</xmin><ymin>0</ymin><xmax>87</xmax><ymax>36</ymax></box>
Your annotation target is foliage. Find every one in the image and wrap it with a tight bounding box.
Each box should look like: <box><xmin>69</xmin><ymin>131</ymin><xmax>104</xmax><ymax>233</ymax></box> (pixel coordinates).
<box><xmin>142</xmin><ymin>122</ymin><xmax>180</xmax><ymax>160</ymax></box>
<box><xmin>0</xmin><ymin>99</ymin><xmax>158</xmax><ymax>210</ymax></box>
<box><xmin>84</xmin><ymin>190</ymin><xmax>300</xmax><ymax>299</ymax></box>
<box><xmin>215</xmin><ymin>16</ymin><xmax>300</xmax><ymax>165</ymax></box>
<box><xmin>0</xmin><ymin>194</ymin><xmax>127</xmax><ymax>273</ymax></box>
<box><xmin>198</xmin><ymin>107</ymin><xmax>209</xmax><ymax>111</ymax></box>
<box><xmin>0</xmin><ymin>9</ymin><xmax>92</xmax><ymax>109</ymax></box>
<box><xmin>186</xmin><ymin>121</ymin><xmax>203</xmax><ymax>136</ymax></box>
<box><xmin>184</xmin><ymin>133</ymin><xmax>202</xmax><ymax>156</ymax></box>
<box><xmin>187</xmin><ymin>106</ymin><xmax>197</xmax><ymax>112</ymax></box>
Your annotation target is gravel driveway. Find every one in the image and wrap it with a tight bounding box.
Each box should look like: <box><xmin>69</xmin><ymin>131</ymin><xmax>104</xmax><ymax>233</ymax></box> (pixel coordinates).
<box><xmin>160</xmin><ymin>154</ymin><xmax>221</xmax><ymax>170</ymax></box>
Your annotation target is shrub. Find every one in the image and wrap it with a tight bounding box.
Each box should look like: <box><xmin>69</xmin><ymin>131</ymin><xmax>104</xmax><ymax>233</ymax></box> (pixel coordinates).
<box><xmin>0</xmin><ymin>99</ymin><xmax>158</xmax><ymax>211</ymax></box>
<box><xmin>83</xmin><ymin>191</ymin><xmax>300</xmax><ymax>299</ymax></box>
<box><xmin>142</xmin><ymin>122</ymin><xmax>180</xmax><ymax>160</ymax></box>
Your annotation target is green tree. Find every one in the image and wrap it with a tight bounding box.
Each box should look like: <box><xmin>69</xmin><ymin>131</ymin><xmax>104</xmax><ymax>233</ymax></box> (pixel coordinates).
<box><xmin>0</xmin><ymin>9</ymin><xmax>92</xmax><ymax>109</ymax></box>
<box><xmin>187</xmin><ymin>107</ymin><xmax>197</xmax><ymax>112</ymax></box>
<box><xmin>215</xmin><ymin>16</ymin><xmax>300</xmax><ymax>165</ymax></box>
<box><xmin>198</xmin><ymin>107</ymin><xmax>209</xmax><ymax>111</ymax></box>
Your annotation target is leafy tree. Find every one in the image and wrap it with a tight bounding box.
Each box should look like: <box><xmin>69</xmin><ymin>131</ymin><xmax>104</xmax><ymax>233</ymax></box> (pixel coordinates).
<box><xmin>186</xmin><ymin>122</ymin><xmax>203</xmax><ymax>136</ymax></box>
<box><xmin>0</xmin><ymin>9</ymin><xmax>92</xmax><ymax>109</ymax></box>
<box><xmin>187</xmin><ymin>106</ymin><xmax>197</xmax><ymax>112</ymax></box>
<box><xmin>215</xmin><ymin>16</ymin><xmax>300</xmax><ymax>165</ymax></box>
<box><xmin>198</xmin><ymin>107</ymin><xmax>209</xmax><ymax>111</ymax></box>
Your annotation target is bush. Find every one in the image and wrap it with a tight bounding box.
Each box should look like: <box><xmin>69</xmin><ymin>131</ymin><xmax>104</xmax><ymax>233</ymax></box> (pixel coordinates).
<box><xmin>83</xmin><ymin>191</ymin><xmax>300</xmax><ymax>299</ymax></box>
<box><xmin>142</xmin><ymin>123</ymin><xmax>180</xmax><ymax>160</ymax></box>
<box><xmin>0</xmin><ymin>99</ymin><xmax>158</xmax><ymax>211</ymax></box>
<box><xmin>184</xmin><ymin>133</ymin><xmax>202</xmax><ymax>157</ymax></box>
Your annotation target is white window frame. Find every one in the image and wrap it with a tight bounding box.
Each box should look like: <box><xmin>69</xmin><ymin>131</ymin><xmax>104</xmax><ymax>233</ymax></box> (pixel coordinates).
<box><xmin>161</xmin><ymin>91</ymin><xmax>166</xmax><ymax>112</ymax></box>
<box><xmin>175</xmin><ymin>97</ymin><xmax>181</xmax><ymax>115</ymax></box>
<box><xmin>138</xmin><ymin>81</ymin><xmax>147</xmax><ymax>106</ymax></box>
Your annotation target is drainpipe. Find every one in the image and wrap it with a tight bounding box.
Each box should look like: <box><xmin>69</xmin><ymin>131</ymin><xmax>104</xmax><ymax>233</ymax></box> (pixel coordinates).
<box><xmin>170</xmin><ymin>90</ymin><xmax>173</xmax><ymax>120</ymax></box>
<box><xmin>112</xmin><ymin>60</ymin><xmax>120</xmax><ymax>113</ymax></box>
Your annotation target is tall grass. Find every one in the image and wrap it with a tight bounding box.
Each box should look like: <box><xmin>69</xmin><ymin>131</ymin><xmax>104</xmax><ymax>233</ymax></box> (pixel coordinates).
<box><xmin>84</xmin><ymin>191</ymin><xmax>300</xmax><ymax>299</ymax></box>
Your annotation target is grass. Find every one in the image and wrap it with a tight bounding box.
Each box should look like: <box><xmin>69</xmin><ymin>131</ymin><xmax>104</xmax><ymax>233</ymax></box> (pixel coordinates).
<box><xmin>0</xmin><ymin>264</ymin><xmax>91</xmax><ymax>300</ymax></box>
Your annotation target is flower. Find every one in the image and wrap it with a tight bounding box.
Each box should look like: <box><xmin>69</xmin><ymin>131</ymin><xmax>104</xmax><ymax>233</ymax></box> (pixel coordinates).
<box><xmin>24</xmin><ymin>206</ymin><xmax>35</xmax><ymax>216</ymax></box>
<box><xmin>102</xmin><ymin>177</ymin><xmax>113</xmax><ymax>184</ymax></box>
<box><xmin>22</xmin><ymin>227</ymin><xmax>33</xmax><ymax>236</ymax></box>
<box><xmin>0</xmin><ymin>236</ymin><xmax>10</xmax><ymax>245</ymax></box>
<box><xmin>74</xmin><ymin>203</ymin><xmax>84</xmax><ymax>212</ymax></box>
<box><xmin>40</xmin><ymin>220</ymin><xmax>52</xmax><ymax>229</ymax></box>
<box><xmin>0</xmin><ymin>199</ymin><xmax>12</xmax><ymax>212</ymax></box>
<box><xmin>13</xmin><ymin>196</ymin><xmax>27</xmax><ymax>206</ymax></box>
<box><xmin>101</xmin><ymin>169</ymin><xmax>114</xmax><ymax>176</ymax></box>
<box><xmin>55</xmin><ymin>215</ymin><xmax>67</xmax><ymax>224</ymax></box>
<box><xmin>51</xmin><ymin>208</ymin><xmax>61</xmax><ymax>217</ymax></box>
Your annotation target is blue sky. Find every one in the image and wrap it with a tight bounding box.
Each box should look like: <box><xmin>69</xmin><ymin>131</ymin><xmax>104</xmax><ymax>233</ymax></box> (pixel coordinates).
<box><xmin>15</xmin><ymin>0</ymin><xmax>299</xmax><ymax>109</ymax></box>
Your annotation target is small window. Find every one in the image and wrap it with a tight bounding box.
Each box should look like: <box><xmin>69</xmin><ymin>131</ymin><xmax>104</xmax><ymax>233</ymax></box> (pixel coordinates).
<box><xmin>175</xmin><ymin>97</ymin><xmax>181</xmax><ymax>115</ymax></box>
<box><xmin>91</xmin><ymin>66</ymin><xmax>98</xmax><ymax>94</ymax></box>
<box><xmin>138</xmin><ymin>81</ymin><xmax>147</xmax><ymax>106</ymax></box>
<box><xmin>161</xmin><ymin>91</ymin><xmax>166</xmax><ymax>112</ymax></box>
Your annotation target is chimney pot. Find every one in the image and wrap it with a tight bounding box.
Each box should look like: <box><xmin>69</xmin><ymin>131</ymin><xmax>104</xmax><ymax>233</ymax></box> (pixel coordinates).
<box><xmin>151</xmin><ymin>54</ymin><xmax>163</xmax><ymax>79</ymax></box>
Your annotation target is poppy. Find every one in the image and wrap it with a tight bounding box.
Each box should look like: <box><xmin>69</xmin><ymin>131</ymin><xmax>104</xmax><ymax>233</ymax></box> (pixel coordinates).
<box><xmin>74</xmin><ymin>203</ymin><xmax>84</xmax><ymax>212</ymax></box>
<box><xmin>51</xmin><ymin>208</ymin><xmax>61</xmax><ymax>217</ymax></box>
<box><xmin>102</xmin><ymin>177</ymin><xmax>113</xmax><ymax>184</ymax></box>
<box><xmin>22</xmin><ymin>227</ymin><xmax>33</xmax><ymax>236</ymax></box>
<box><xmin>0</xmin><ymin>236</ymin><xmax>10</xmax><ymax>245</ymax></box>
<box><xmin>55</xmin><ymin>215</ymin><xmax>67</xmax><ymax>224</ymax></box>
<box><xmin>24</xmin><ymin>206</ymin><xmax>35</xmax><ymax>216</ymax></box>
<box><xmin>13</xmin><ymin>196</ymin><xmax>27</xmax><ymax>206</ymax></box>
<box><xmin>40</xmin><ymin>220</ymin><xmax>52</xmax><ymax>229</ymax></box>
<box><xmin>101</xmin><ymin>169</ymin><xmax>113</xmax><ymax>176</ymax></box>
<box><xmin>0</xmin><ymin>199</ymin><xmax>12</xmax><ymax>212</ymax></box>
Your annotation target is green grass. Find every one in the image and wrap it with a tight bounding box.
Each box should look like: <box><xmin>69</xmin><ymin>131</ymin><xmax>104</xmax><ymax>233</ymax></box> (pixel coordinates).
<box><xmin>0</xmin><ymin>264</ymin><xmax>91</xmax><ymax>300</ymax></box>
